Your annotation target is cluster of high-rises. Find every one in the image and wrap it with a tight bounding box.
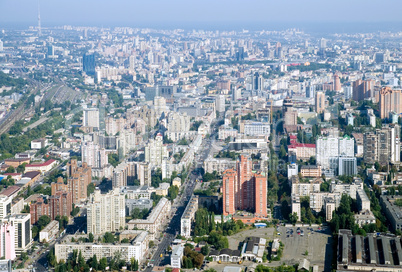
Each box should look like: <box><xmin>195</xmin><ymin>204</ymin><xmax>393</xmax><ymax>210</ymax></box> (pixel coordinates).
<box><xmin>222</xmin><ymin>155</ymin><xmax>267</xmax><ymax>218</ymax></box>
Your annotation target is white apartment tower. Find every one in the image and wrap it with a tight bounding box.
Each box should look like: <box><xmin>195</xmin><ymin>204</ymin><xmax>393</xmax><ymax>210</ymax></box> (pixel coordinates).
<box><xmin>83</xmin><ymin>108</ymin><xmax>100</xmax><ymax>129</ymax></box>
<box><xmin>145</xmin><ymin>133</ymin><xmax>168</xmax><ymax>168</ymax></box>
<box><xmin>87</xmin><ymin>188</ymin><xmax>126</xmax><ymax>235</ymax></box>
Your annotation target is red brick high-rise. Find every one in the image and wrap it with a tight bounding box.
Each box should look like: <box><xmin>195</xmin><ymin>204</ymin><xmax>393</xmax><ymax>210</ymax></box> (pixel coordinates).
<box><xmin>222</xmin><ymin>155</ymin><xmax>267</xmax><ymax>217</ymax></box>
<box><xmin>49</xmin><ymin>191</ymin><xmax>72</xmax><ymax>220</ymax></box>
<box><xmin>66</xmin><ymin>160</ymin><xmax>92</xmax><ymax>204</ymax></box>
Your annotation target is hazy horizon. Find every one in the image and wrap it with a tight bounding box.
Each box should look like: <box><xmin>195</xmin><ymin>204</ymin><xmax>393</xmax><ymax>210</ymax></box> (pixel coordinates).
<box><xmin>1</xmin><ymin>0</ymin><xmax>402</xmax><ymax>33</ymax></box>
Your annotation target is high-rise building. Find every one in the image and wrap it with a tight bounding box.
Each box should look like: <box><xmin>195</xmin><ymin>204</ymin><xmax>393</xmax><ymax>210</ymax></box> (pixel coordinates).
<box><xmin>129</xmin><ymin>55</ymin><xmax>135</xmax><ymax>70</ymax></box>
<box><xmin>0</xmin><ymin>196</ymin><xmax>12</xmax><ymax>220</ymax></box>
<box><xmin>49</xmin><ymin>191</ymin><xmax>72</xmax><ymax>220</ymax></box>
<box><xmin>166</xmin><ymin>112</ymin><xmax>191</xmax><ymax>141</ymax></box>
<box><xmin>144</xmin><ymin>133</ymin><xmax>168</xmax><ymax>168</ymax></box>
<box><xmin>315</xmin><ymin>91</ymin><xmax>325</xmax><ymax>114</ymax></box>
<box><xmin>81</xmin><ymin>142</ymin><xmax>108</xmax><ymax>169</ymax></box>
<box><xmin>352</xmin><ymin>80</ymin><xmax>375</xmax><ymax>101</ymax></box>
<box><xmin>87</xmin><ymin>188</ymin><xmax>125</xmax><ymax>235</ymax></box>
<box><xmin>83</xmin><ymin>53</ymin><xmax>96</xmax><ymax>75</ymax></box>
<box><xmin>222</xmin><ymin>155</ymin><xmax>267</xmax><ymax>217</ymax></box>
<box><xmin>316</xmin><ymin>136</ymin><xmax>355</xmax><ymax>175</ymax></box>
<box><xmin>83</xmin><ymin>108</ymin><xmax>100</xmax><ymax>129</ymax></box>
<box><xmin>154</xmin><ymin>96</ymin><xmax>167</xmax><ymax>117</ymax></box>
<box><xmin>252</xmin><ymin>73</ymin><xmax>263</xmax><ymax>91</ymax></box>
<box><xmin>0</xmin><ymin>40</ymin><xmax>4</xmax><ymax>52</ymax></box>
<box><xmin>0</xmin><ymin>222</ymin><xmax>16</xmax><ymax>260</ymax></box>
<box><xmin>47</xmin><ymin>45</ymin><xmax>54</xmax><ymax>57</ymax></box>
<box><xmin>364</xmin><ymin>125</ymin><xmax>400</xmax><ymax>165</ymax></box>
<box><xmin>30</xmin><ymin>196</ymin><xmax>50</xmax><ymax>224</ymax></box>
<box><xmin>215</xmin><ymin>95</ymin><xmax>225</xmax><ymax>113</ymax></box>
<box><xmin>379</xmin><ymin>87</ymin><xmax>402</xmax><ymax>118</ymax></box>
<box><xmin>338</xmin><ymin>157</ymin><xmax>357</xmax><ymax>176</ymax></box>
<box><xmin>67</xmin><ymin>159</ymin><xmax>92</xmax><ymax>204</ymax></box>
<box><xmin>334</xmin><ymin>74</ymin><xmax>341</xmax><ymax>92</ymax></box>
<box><xmin>3</xmin><ymin>214</ymin><xmax>32</xmax><ymax>255</ymax></box>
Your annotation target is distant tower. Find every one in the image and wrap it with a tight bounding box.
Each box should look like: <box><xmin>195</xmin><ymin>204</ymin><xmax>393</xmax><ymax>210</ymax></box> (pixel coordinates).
<box><xmin>334</xmin><ymin>74</ymin><xmax>342</xmax><ymax>92</ymax></box>
<box><xmin>38</xmin><ymin>0</ymin><xmax>42</xmax><ymax>37</ymax></box>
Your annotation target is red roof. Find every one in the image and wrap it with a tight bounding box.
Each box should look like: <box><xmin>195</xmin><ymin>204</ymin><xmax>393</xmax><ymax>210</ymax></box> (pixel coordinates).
<box><xmin>288</xmin><ymin>143</ymin><xmax>316</xmax><ymax>148</ymax></box>
<box><xmin>25</xmin><ymin>159</ymin><xmax>56</xmax><ymax>168</ymax></box>
<box><xmin>0</xmin><ymin>186</ymin><xmax>21</xmax><ymax>197</ymax></box>
<box><xmin>289</xmin><ymin>135</ymin><xmax>297</xmax><ymax>139</ymax></box>
<box><xmin>3</xmin><ymin>173</ymin><xmax>22</xmax><ymax>176</ymax></box>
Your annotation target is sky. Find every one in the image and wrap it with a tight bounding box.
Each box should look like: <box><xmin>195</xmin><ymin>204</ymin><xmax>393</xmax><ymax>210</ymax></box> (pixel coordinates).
<box><xmin>0</xmin><ymin>0</ymin><xmax>402</xmax><ymax>31</ymax></box>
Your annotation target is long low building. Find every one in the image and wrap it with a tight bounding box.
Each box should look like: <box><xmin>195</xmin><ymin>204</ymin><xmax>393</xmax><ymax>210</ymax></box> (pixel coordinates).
<box><xmin>337</xmin><ymin>229</ymin><xmax>402</xmax><ymax>271</ymax></box>
<box><xmin>180</xmin><ymin>195</ymin><xmax>199</xmax><ymax>238</ymax></box>
<box><xmin>380</xmin><ymin>195</ymin><xmax>402</xmax><ymax>232</ymax></box>
<box><xmin>55</xmin><ymin>231</ymin><xmax>149</xmax><ymax>264</ymax></box>
<box><xmin>127</xmin><ymin>197</ymin><xmax>171</xmax><ymax>240</ymax></box>
<box><xmin>39</xmin><ymin>220</ymin><xmax>59</xmax><ymax>243</ymax></box>
<box><xmin>24</xmin><ymin>159</ymin><xmax>58</xmax><ymax>173</ymax></box>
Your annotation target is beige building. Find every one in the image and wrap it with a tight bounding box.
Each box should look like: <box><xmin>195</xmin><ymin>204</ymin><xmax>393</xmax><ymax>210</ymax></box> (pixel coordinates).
<box><xmin>127</xmin><ymin>197</ymin><xmax>171</xmax><ymax>240</ymax></box>
<box><xmin>55</xmin><ymin>231</ymin><xmax>149</xmax><ymax>264</ymax></box>
<box><xmin>315</xmin><ymin>91</ymin><xmax>326</xmax><ymax>114</ymax></box>
<box><xmin>379</xmin><ymin>87</ymin><xmax>402</xmax><ymax>119</ymax></box>
<box><xmin>145</xmin><ymin>133</ymin><xmax>168</xmax><ymax>169</ymax></box>
<box><xmin>87</xmin><ymin>188</ymin><xmax>126</xmax><ymax>235</ymax></box>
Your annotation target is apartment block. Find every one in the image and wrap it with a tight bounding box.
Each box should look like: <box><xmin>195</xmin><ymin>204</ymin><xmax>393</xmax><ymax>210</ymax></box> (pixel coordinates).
<box><xmin>180</xmin><ymin>195</ymin><xmax>199</xmax><ymax>238</ymax></box>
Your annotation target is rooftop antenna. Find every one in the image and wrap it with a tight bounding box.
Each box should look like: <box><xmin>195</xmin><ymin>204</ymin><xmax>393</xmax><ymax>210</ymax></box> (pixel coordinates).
<box><xmin>38</xmin><ymin>0</ymin><xmax>41</xmax><ymax>37</ymax></box>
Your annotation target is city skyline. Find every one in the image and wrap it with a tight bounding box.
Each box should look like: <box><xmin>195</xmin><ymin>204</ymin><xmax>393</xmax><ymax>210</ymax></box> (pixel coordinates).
<box><xmin>1</xmin><ymin>0</ymin><xmax>402</xmax><ymax>32</ymax></box>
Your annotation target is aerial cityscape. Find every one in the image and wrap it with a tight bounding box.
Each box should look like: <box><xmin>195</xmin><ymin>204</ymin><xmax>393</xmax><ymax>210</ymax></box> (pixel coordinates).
<box><xmin>1</xmin><ymin>1</ymin><xmax>402</xmax><ymax>272</ymax></box>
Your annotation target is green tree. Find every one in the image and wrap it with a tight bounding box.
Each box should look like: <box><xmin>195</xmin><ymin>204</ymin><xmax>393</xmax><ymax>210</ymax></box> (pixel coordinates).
<box><xmin>91</xmin><ymin>254</ymin><xmax>98</xmax><ymax>270</ymax></box>
<box><xmin>16</xmin><ymin>163</ymin><xmax>26</xmax><ymax>173</ymax></box>
<box><xmin>5</xmin><ymin>166</ymin><xmax>15</xmax><ymax>173</ymax></box>
<box><xmin>88</xmin><ymin>233</ymin><xmax>94</xmax><ymax>243</ymax></box>
<box><xmin>103</xmin><ymin>232</ymin><xmax>115</xmax><ymax>243</ymax></box>
<box><xmin>87</xmin><ymin>183</ymin><xmax>95</xmax><ymax>197</ymax></box>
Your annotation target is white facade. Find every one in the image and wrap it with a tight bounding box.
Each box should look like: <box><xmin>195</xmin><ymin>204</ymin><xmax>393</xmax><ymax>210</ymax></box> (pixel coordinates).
<box><xmin>3</xmin><ymin>214</ymin><xmax>32</xmax><ymax>254</ymax></box>
<box><xmin>287</xmin><ymin>163</ymin><xmax>298</xmax><ymax>179</ymax></box>
<box><xmin>243</xmin><ymin>122</ymin><xmax>270</xmax><ymax>137</ymax></box>
<box><xmin>83</xmin><ymin>108</ymin><xmax>100</xmax><ymax>128</ymax></box>
<box><xmin>39</xmin><ymin>220</ymin><xmax>59</xmax><ymax>243</ymax></box>
<box><xmin>165</xmin><ymin>112</ymin><xmax>191</xmax><ymax>141</ymax></box>
<box><xmin>145</xmin><ymin>133</ymin><xmax>168</xmax><ymax>168</ymax></box>
<box><xmin>127</xmin><ymin>197</ymin><xmax>171</xmax><ymax>240</ymax></box>
<box><xmin>55</xmin><ymin>231</ymin><xmax>149</xmax><ymax>263</ymax></box>
<box><xmin>215</xmin><ymin>95</ymin><xmax>225</xmax><ymax>113</ymax></box>
<box><xmin>81</xmin><ymin>142</ymin><xmax>108</xmax><ymax>169</ymax></box>
<box><xmin>87</xmin><ymin>188</ymin><xmax>126</xmax><ymax>235</ymax></box>
<box><xmin>171</xmin><ymin>245</ymin><xmax>184</xmax><ymax>268</ymax></box>
<box><xmin>0</xmin><ymin>196</ymin><xmax>12</xmax><ymax>220</ymax></box>
<box><xmin>316</xmin><ymin>136</ymin><xmax>354</xmax><ymax>171</ymax></box>
<box><xmin>180</xmin><ymin>196</ymin><xmax>199</xmax><ymax>238</ymax></box>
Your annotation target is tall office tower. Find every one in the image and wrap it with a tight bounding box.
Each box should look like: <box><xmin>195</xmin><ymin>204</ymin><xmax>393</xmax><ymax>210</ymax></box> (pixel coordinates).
<box><xmin>222</xmin><ymin>155</ymin><xmax>267</xmax><ymax>217</ymax></box>
<box><xmin>306</xmin><ymin>84</ymin><xmax>316</xmax><ymax>98</ymax></box>
<box><xmin>66</xmin><ymin>160</ymin><xmax>92</xmax><ymax>204</ymax></box>
<box><xmin>83</xmin><ymin>53</ymin><xmax>96</xmax><ymax>75</ymax></box>
<box><xmin>352</xmin><ymin>79</ymin><xmax>375</xmax><ymax>101</ymax></box>
<box><xmin>166</xmin><ymin>112</ymin><xmax>191</xmax><ymax>141</ymax></box>
<box><xmin>0</xmin><ymin>222</ymin><xmax>16</xmax><ymax>260</ymax></box>
<box><xmin>379</xmin><ymin>87</ymin><xmax>402</xmax><ymax>118</ymax></box>
<box><xmin>144</xmin><ymin>133</ymin><xmax>168</xmax><ymax>168</ymax></box>
<box><xmin>319</xmin><ymin>38</ymin><xmax>327</xmax><ymax>50</ymax></box>
<box><xmin>3</xmin><ymin>214</ymin><xmax>32</xmax><ymax>255</ymax></box>
<box><xmin>375</xmin><ymin>52</ymin><xmax>385</xmax><ymax>63</ymax></box>
<box><xmin>344</xmin><ymin>86</ymin><xmax>353</xmax><ymax>100</ymax></box>
<box><xmin>252</xmin><ymin>72</ymin><xmax>263</xmax><ymax>91</ymax></box>
<box><xmin>87</xmin><ymin>188</ymin><xmax>125</xmax><ymax>235</ymax></box>
<box><xmin>215</xmin><ymin>95</ymin><xmax>226</xmax><ymax>113</ymax></box>
<box><xmin>236</xmin><ymin>47</ymin><xmax>245</xmax><ymax>61</ymax></box>
<box><xmin>0</xmin><ymin>40</ymin><xmax>3</xmax><ymax>52</ymax></box>
<box><xmin>333</xmin><ymin>74</ymin><xmax>342</xmax><ymax>92</ymax></box>
<box><xmin>315</xmin><ymin>91</ymin><xmax>326</xmax><ymax>114</ymax></box>
<box><xmin>129</xmin><ymin>55</ymin><xmax>135</xmax><ymax>70</ymax></box>
<box><xmin>47</xmin><ymin>44</ymin><xmax>54</xmax><ymax>57</ymax></box>
<box><xmin>233</xmin><ymin>88</ymin><xmax>241</xmax><ymax>101</ymax></box>
<box><xmin>83</xmin><ymin>108</ymin><xmax>100</xmax><ymax>128</ymax></box>
<box><xmin>81</xmin><ymin>142</ymin><xmax>108</xmax><ymax>169</ymax></box>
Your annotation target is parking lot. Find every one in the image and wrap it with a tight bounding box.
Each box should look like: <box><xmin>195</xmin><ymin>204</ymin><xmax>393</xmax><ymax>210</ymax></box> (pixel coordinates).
<box><xmin>224</xmin><ymin>225</ymin><xmax>332</xmax><ymax>271</ymax></box>
<box><xmin>278</xmin><ymin>225</ymin><xmax>333</xmax><ymax>270</ymax></box>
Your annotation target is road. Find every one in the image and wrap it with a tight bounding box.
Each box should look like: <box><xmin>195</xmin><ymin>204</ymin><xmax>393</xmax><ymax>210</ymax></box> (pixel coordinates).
<box><xmin>144</xmin><ymin>136</ymin><xmax>214</xmax><ymax>271</ymax></box>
